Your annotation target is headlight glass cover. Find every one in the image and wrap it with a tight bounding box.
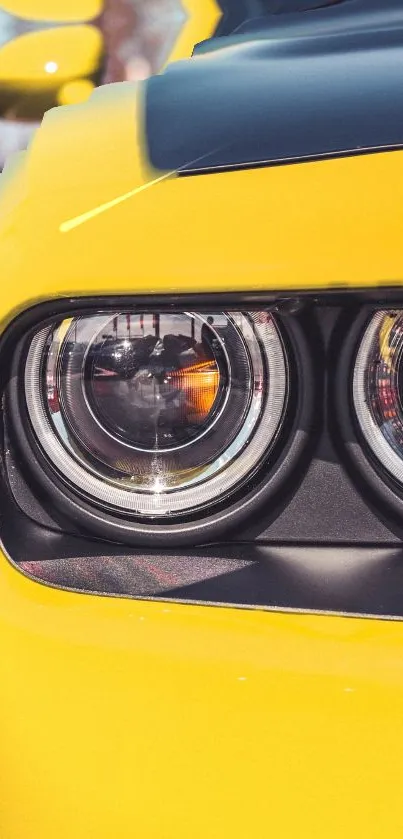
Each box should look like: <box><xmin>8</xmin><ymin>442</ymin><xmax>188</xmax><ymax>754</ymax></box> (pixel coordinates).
<box><xmin>353</xmin><ymin>310</ymin><xmax>403</xmax><ymax>483</ymax></box>
<box><xmin>24</xmin><ymin>310</ymin><xmax>288</xmax><ymax>518</ymax></box>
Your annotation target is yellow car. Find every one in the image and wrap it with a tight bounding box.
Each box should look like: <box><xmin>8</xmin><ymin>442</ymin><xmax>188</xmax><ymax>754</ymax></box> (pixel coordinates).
<box><xmin>2</xmin><ymin>0</ymin><xmax>403</xmax><ymax>837</ymax></box>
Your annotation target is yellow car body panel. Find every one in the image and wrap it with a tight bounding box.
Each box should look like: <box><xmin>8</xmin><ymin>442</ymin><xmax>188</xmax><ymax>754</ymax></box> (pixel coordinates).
<box><xmin>0</xmin><ymin>0</ymin><xmax>104</xmax><ymax>22</ymax></box>
<box><xmin>1</xmin><ymin>44</ymin><xmax>403</xmax><ymax>838</ymax></box>
<box><xmin>2</xmin><ymin>552</ymin><xmax>403</xmax><ymax>839</ymax></box>
<box><xmin>0</xmin><ymin>83</ymin><xmax>401</xmax><ymax>334</ymax></box>
<box><xmin>0</xmin><ymin>25</ymin><xmax>103</xmax><ymax>88</ymax></box>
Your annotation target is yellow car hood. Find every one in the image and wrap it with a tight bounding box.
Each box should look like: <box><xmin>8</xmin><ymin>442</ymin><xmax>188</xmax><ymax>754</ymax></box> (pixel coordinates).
<box><xmin>0</xmin><ymin>81</ymin><xmax>402</xmax><ymax>335</ymax></box>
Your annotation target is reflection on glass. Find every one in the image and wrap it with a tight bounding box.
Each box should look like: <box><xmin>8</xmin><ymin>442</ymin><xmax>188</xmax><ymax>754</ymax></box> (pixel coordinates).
<box><xmin>86</xmin><ymin>313</ymin><xmax>225</xmax><ymax>450</ymax></box>
<box><xmin>43</xmin><ymin>310</ymin><xmax>261</xmax><ymax>494</ymax></box>
<box><xmin>25</xmin><ymin>309</ymin><xmax>287</xmax><ymax>515</ymax></box>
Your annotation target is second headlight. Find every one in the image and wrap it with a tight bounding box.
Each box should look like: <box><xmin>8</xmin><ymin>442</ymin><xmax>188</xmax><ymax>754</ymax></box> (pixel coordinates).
<box><xmin>353</xmin><ymin>309</ymin><xmax>403</xmax><ymax>485</ymax></box>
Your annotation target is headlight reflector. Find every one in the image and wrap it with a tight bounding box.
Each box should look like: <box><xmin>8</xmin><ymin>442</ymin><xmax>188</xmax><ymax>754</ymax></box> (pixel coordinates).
<box><xmin>24</xmin><ymin>310</ymin><xmax>288</xmax><ymax>518</ymax></box>
<box><xmin>353</xmin><ymin>310</ymin><xmax>403</xmax><ymax>484</ymax></box>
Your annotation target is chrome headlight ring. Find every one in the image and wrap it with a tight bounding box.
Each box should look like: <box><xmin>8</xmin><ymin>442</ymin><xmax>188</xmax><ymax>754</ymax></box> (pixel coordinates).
<box><xmin>7</xmin><ymin>301</ymin><xmax>314</xmax><ymax>547</ymax></box>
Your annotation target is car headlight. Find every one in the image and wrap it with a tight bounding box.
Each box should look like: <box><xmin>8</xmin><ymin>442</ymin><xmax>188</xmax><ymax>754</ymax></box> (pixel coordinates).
<box><xmin>353</xmin><ymin>309</ymin><xmax>403</xmax><ymax>484</ymax></box>
<box><xmin>7</xmin><ymin>306</ymin><xmax>306</xmax><ymax>545</ymax></box>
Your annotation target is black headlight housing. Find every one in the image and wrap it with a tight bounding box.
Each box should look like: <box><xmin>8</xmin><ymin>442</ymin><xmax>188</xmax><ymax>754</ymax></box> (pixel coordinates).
<box><xmin>4</xmin><ymin>290</ymin><xmax>403</xmax><ymax>621</ymax></box>
<box><xmin>5</xmin><ymin>295</ymin><xmax>314</xmax><ymax>548</ymax></box>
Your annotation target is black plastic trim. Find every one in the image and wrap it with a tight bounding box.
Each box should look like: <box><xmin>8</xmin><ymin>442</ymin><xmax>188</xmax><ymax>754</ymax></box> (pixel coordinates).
<box><xmin>4</xmin><ymin>287</ymin><xmax>403</xmax><ymax>369</ymax></box>
<box><xmin>5</xmin><ymin>292</ymin><xmax>403</xmax><ymax>616</ymax></box>
<box><xmin>1</xmin><ymin>431</ymin><xmax>403</xmax><ymax>620</ymax></box>
<box><xmin>13</xmin><ymin>543</ymin><xmax>403</xmax><ymax>622</ymax></box>
<box><xmin>176</xmin><ymin>145</ymin><xmax>403</xmax><ymax>179</ymax></box>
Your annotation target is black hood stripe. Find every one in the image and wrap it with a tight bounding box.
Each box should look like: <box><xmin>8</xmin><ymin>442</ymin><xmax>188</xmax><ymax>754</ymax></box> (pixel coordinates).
<box><xmin>145</xmin><ymin>0</ymin><xmax>403</xmax><ymax>175</ymax></box>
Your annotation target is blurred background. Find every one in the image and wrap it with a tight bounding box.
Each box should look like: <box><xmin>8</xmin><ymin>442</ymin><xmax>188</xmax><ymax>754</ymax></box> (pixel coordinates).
<box><xmin>0</xmin><ymin>0</ymin><xmax>190</xmax><ymax>168</ymax></box>
<box><xmin>0</xmin><ymin>2</ymin><xmax>342</xmax><ymax>167</ymax></box>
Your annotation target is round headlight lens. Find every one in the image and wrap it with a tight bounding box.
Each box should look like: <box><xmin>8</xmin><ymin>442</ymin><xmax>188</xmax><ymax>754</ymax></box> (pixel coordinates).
<box><xmin>353</xmin><ymin>310</ymin><xmax>403</xmax><ymax>483</ymax></box>
<box><xmin>83</xmin><ymin>313</ymin><xmax>228</xmax><ymax>451</ymax></box>
<box><xmin>24</xmin><ymin>310</ymin><xmax>288</xmax><ymax>518</ymax></box>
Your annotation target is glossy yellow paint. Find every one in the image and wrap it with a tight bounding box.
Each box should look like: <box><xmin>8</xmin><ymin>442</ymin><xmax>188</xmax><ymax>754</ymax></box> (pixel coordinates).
<box><xmin>2</xmin><ymin>68</ymin><xmax>403</xmax><ymax>839</ymax></box>
<box><xmin>0</xmin><ymin>0</ymin><xmax>103</xmax><ymax>22</ymax></box>
<box><xmin>164</xmin><ymin>0</ymin><xmax>222</xmax><ymax>66</ymax></box>
<box><xmin>0</xmin><ymin>25</ymin><xmax>103</xmax><ymax>88</ymax></box>
<box><xmin>0</xmin><ymin>81</ymin><xmax>402</xmax><ymax>332</ymax></box>
<box><xmin>2</xmin><ymin>550</ymin><xmax>403</xmax><ymax>838</ymax></box>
